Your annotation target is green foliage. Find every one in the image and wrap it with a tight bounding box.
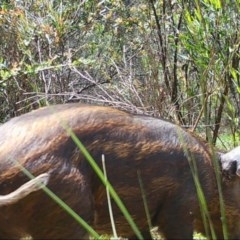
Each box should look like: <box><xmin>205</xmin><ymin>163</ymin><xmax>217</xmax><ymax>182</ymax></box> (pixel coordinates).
<box><xmin>0</xmin><ymin>0</ymin><xmax>239</xmax><ymax>147</ymax></box>
<box><xmin>180</xmin><ymin>0</ymin><xmax>240</xmax><ymax>145</ymax></box>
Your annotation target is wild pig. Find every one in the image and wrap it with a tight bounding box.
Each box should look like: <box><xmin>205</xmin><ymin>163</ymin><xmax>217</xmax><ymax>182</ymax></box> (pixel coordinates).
<box><xmin>0</xmin><ymin>103</ymin><xmax>239</xmax><ymax>239</ymax></box>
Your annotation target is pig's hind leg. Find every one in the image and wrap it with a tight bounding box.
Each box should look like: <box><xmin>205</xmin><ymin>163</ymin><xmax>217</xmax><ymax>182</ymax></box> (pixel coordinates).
<box><xmin>27</xmin><ymin>169</ymin><xmax>94</xmax><ymax>239</ymax></box>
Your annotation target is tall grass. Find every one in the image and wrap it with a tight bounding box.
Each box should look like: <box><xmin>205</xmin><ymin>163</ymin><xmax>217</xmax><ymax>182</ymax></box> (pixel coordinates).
<box><xmin>178</xmin><ymin>127</ymin><xmax>228</xmax><ymax>240</ymax></box>
<box><xmin>101</xmin><ymin>154</ymin><xmax>118</xmax><ymax>239</ymax></box>
<box><xmin>137</xmin><ymin>170</ymin><xmax>153</xmax><ymax>238</ymax></box>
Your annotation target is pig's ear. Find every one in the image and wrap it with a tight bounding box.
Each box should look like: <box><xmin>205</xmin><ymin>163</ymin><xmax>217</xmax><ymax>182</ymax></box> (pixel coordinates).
<box><xmin>219</xmin><ymin>146</ymin><xmax>240</xmax><ymax>178</ymax></box>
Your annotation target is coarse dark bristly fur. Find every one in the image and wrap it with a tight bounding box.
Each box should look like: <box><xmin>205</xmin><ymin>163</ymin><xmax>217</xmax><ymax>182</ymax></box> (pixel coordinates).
<box><xmin>0</xmin><ymin>103</ymin><xmax>240</xmax><ymax>239</ymax></box>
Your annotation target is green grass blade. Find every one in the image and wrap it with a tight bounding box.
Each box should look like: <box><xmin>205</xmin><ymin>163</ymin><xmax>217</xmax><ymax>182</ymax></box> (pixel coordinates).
<box><xmin>65</xmin><ymin>126</ymin><xmax>143</xmax><ymax>240</ymax></box>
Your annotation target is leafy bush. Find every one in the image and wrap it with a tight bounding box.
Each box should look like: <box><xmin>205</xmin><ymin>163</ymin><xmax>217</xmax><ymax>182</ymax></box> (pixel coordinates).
<box><xmin>0</xmin><ymin>0</ymin><xmax>239</xmax><ymax>148</ymax></box>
